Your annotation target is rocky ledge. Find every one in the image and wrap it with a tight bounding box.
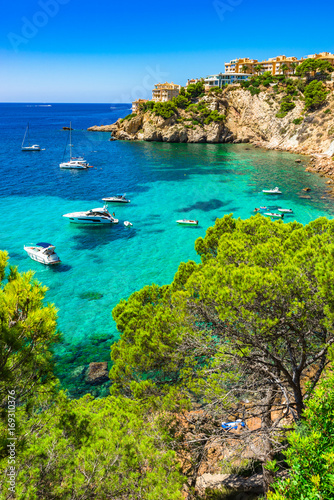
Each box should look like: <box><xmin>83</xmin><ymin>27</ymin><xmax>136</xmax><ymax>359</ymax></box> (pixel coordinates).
<box><xmin>88</xmin><ymin>83</ymin><xmax>334</xmax><ymax>179</ymax></box>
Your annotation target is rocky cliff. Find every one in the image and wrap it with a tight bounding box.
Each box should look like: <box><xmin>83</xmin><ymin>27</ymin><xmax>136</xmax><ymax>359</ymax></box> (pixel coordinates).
<box><xmin>88</xmin><ymin>82</ymin><xmax>334</xmax><ymax>179</ymax></box>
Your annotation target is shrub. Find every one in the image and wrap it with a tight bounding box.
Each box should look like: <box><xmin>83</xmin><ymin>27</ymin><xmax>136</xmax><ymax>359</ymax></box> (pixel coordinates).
<box><xmin>120</xmin><ymin>113</ymin><xmax>136</xmax><ymax>123</ymax></box>
<box><xmin>204</xmin><ymin>110</ymin><xmax>226</xmax><ymax>125</ymax></box>
<box><xmin>304</xmin><ymin>80</ymin><xmax>329</xmax><ymax>110</ymax></box>
<box><xmin>173</xmin><ymin>95</ymin><xmax>190</xmax><ymax>109</ymax></box>
<box><xmin>249</xmin><ymin>87</ymin><xmax>261</xmax><ymax>96</ymax></box>
<box><xmin>293</xmin><ymin>118</ymin><xmax>303</xmax><ymax>125</ymax></box>
<box><xmin>276</xmin><ymin>111</ymin><xmax>287</xmax><ymax>118</ymax></box>
<box><xmin>324</xmin><ymin>108</ymin><xmax>331</xmax><ymax>114</ymax></box>
<box><xmin>280</xmin><ymin>100</ymin><xmax>296</xmax><ymax>113</ymax></box>
<box><xmin>186</xmin><ymin>81</ymin><xmax>205</xmax><ymax>99</ymax></box>
<box><xmin>153</xmin><ymin>101</ymin><xmax>177</xmax><ymax>119</ymax></box>
<box><xmin>139</xmin><ymin>101</ymin><xmax>155</xmax><ymax>113</ymax></box>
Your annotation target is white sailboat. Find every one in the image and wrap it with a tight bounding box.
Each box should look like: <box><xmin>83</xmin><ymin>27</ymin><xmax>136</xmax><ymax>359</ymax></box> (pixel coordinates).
<box><xmin>21</xmin><ymin>123</ymin><xmax>41</xmax><ymax>151</ymax></box>
<box><xmin>60</xmin><ymin>123</ymin><xmax>89</xmax><ymax>169</ymax></box>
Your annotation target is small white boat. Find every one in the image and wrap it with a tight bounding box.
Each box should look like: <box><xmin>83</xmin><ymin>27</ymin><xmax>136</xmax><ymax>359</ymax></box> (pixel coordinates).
<box><xmin>62</xmin><ymin>206</ymin><xmax>119</xmax><ymax>224</ymax></box>
<box><xmin>24</xmin><ymin>242</ymin><xmax>61</xmax><ymax>265</ymax></box>
<box><xmin>124</xmin><ymin>221</ymin><xmax>133</xmax><ymax>227</ymax></box>
<box><xmin>21</xmin><ymin>123</ymin><xmax>41</xmax><ymax>151</ymax></box>
<box><xmin>176</xmin><ymin>219</ymin><xmax>199</xmax><ymax>225</ymax></box>
<box><xmin>277</xmin><ymin>208</ymin><xmax>293</xmax><ymax>213</ymax></box>
<box><xmin>264</xmin><ymin>212</ymin><xmax>284</xmax><ymax>218</ymax></box>
<box><xmin>262</xmin><ymin>187</ymin><xmax>282</xmax><ymax>194</ymax></box>
<box><xmin>102</xmin><ymin>194</ymin><xmax>130</xmax><ymax>203</ymax></box>
<box><xmin>254</xmin><ymin>206</ymin><xmax>268</xmax><ymax>212</ymax></box>
<box><xmin>60</xmin><ymin>123</ymin><xmax>90</xmax><ymax>169</ymax></box>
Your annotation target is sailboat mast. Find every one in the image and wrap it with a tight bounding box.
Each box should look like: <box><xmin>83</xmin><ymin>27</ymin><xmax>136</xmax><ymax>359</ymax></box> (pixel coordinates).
<box><xmin>22</xmin><ymin>123</ymin><xmax>28</xmax><ymax>148</ymax></box>
<box><xmin>69</xmin><ymin>122</ymin><xmax>72</xmax><ymax>159</ymax></box>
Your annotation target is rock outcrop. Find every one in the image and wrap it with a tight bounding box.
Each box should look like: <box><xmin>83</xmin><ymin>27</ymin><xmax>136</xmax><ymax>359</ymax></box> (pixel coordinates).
<box><xmin>85</xmin><ymin>362</ymin><xmax>109</xmax><ymax>385</ymax></box>
<box><xmin>88</xmin><ymin>82</ymin><xmax>334</xmax><ymax>178</ymax></box>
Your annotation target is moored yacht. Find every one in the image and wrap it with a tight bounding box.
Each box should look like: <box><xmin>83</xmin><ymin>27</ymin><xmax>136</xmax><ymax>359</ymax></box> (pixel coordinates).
<box><xmin>21</xmin><ymin>123</ymin><xmax>41</xmax><ymax>151</ymax></box>
<box><xmin>262</xmin><ymin>187</ymin><xmax>282</xmax><ymax>194</ymax></box>
<box><xmin>102</xmin><ymin>194</ymin><xmax>130</xmax><ymax>203</ymax></box>
<box><xmin>60</xmin><ymin>123</ymin><xmax>90</xmax><ymax>169</ymax></box>
<box><xmin>24</xmin><ymin>242</ymin><xmax>61</xmax><ymax>265</ymax></box>
<box><xmin>62</xmin><ymin>206</ymin><xmax>119</xmax><ymax>224</ymax></box>
<box><xmin>176</xmin><ymin>219</ymin><xmax>199</xmax><ymax>225</ymax></box>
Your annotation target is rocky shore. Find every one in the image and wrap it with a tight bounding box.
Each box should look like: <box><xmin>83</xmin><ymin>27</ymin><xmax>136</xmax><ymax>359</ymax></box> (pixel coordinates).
<box><xmin>88</xmin><ymin>83</ymin><xmax>334</xmax><ymax>180</ymax></box>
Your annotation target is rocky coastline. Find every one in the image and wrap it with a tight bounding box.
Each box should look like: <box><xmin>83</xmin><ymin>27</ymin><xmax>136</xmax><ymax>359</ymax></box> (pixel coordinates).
<box><xmin>88</xmin><ymin>83</ymin><xmax>334</xmax><ymax>181</ymax></box>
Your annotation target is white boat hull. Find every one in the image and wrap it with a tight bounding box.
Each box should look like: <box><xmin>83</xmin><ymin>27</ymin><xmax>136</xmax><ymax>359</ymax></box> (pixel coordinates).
<box><xmin>102</xmin><ymin>197</ymin><xmax>130</xmax><ymax>203</ymax></box>
<box><xmin>264</xmin><ymin>213</ymin><xmax>283</xmax><ymax>218</ymax></box>
<box><xmin>64</xmin><ymin>216</ymin><xmax>115</xmax><ymax>224</ymax></box>
<box><xmin>22</xmin><ymin>146</ymin><xmax>41</xmax><ymax>151</ymax></box>
<box><xmin>176</xmin><ymin>219</ymin><xmax>198</xmax><ymax>225</ymax></box>
<box><xmin>60</xmin><ymin>162</ymin><xmax>88</xmax><ymax>169</ymax></box>
<box><xmin>24</xmin><ymin>246</ymin><xmax>61</xmax><ymax>265</ymax></box>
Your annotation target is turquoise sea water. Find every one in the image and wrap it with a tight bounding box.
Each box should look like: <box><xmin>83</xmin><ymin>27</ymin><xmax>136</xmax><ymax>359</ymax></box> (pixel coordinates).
<box><xmin>1</xmin><ymin>103</ymin><xmax>333</xmax><ymax>397</ymax></box>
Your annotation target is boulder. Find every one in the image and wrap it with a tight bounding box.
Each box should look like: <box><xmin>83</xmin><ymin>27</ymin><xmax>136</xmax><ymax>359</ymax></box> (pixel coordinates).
<box><xmin>196</xmin><ymin>473</ymin><xmax>264</xmax><ymax>495</ymax></box>
<box><xmin>85</xmin><ymin>362</ymin><xmax>109</xmax><ymax>385</ymax></box>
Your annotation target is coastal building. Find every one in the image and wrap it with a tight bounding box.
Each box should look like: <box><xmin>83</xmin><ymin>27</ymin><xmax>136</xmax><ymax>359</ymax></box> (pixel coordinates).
<box><xmin>152</xmin><ymin>82</ymin><xmax>181</xmax><ymax>102</ymax></box>
<box><xmin>306</xmin><ymin>52</ymin><xmax>334</xmax><ymax>65</ymax></box>
<box><xmin>224</xmin><ymin>52</ymin><xmax>334</xmax><ymax>76</ymax></box>
<box><xmin>186</xmin><ymin>78</ymin><xmax>201</xmax><ymax>86</ymax></box>
<box><xmin>225</xmin><ymin>58</ymin><xmax>258</xmax><ymax>74</ymax></box>
<box><xmin>204</xmin><ymin>73</ymin><xmax>250</xmax><ymax>89</ymax></box>
<box><xmin>132</xmin><ymin>99</ymin><xmax>148</xmax><ymax>113</ymax></box>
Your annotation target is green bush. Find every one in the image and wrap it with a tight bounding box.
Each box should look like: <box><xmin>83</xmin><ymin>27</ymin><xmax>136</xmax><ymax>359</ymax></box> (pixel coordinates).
<box><xmin>280</xmin><ymin>100</ymin><xmax>296</xmax><ymax>113</ymax></box>
<box><xmin>173</xmin><ymin>95</ymin><xmax>190</xmax><ymax>109</ymax></box>
<box><xmin>153</xmin><ymin>101</ymin><xmax>177</xmax><ymax>119</ymax></box>
<box><xmin>120</xmin><ymin>113</ymin><xmax>136</xmax><ymax>123</ymax></box>
<box><xmin>324</xmin><ymin>108</ymin><xmax>331</xmax><ymax>114</ymax></box>
<box><xmin>204</xmin><ymin>110</ymin><xmax>226</xmax><ymax>125</ymax></box>
<box><xmin>304</xmin><ymin>80</ymin><xmax>329</xmax><ymax>110</ymax></box>
<box><xmin>139</xmin><ymin>101</ymin><xmax>155</xmax><ymax>113</ymax></box>
<box><xmin>276</xmin><ymin>111</ymin><xmax>287</xmax><ymax>118</ymax></box>
<box><xmin>268</xmin><ymin>368</ymin><xmax>334</xmax><ymax>500</ymax></box>
<box><xmin>293</xmin><ymin>117</ymin><xmax>303</xmax><ymax>125</ymax></box>
<box><xmin>249</xmin><ymin>86</ymin><xmax>261</xmax><ymax>96</ymax></box>
<box><xmin>186</xmin><ymin>81</ymin><xmax>205</xmax><ymax>99</ymax></box>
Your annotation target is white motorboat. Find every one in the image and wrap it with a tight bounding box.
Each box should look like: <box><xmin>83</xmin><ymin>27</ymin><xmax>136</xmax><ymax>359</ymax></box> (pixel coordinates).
<box><xmin>24</xmin><ymin>242</ymin><xmax>61</xmax><ymax>265</ymax></box>
<box><xmin>124</xmin><ymin>221</ymin><xmax>133</xmax><ymax>227</ymax></box>
<box><xmin>62</xmin><ymin>206</ymin><xmax>119</xmax><ymax>224</ymax></box>
<box><xmin>60</xmin><ymin>159</ymin><xmax>89</xmax><ymax>169</ymax></box>
<box><xmin>262</xmin><ymin>187</ymin><xmax>282</xmax><ymax>194</ymax></box>
<box><xmin>176</xmin><ymin>219</ymin><xmax>199</xmax><ymax>225</ymax></box>
<box><xmin>21</xmin><ymin>123</ymin><xmax>41</xmax><ymax>151</ymax></box>
<box><xmin>264</xmin><ymin>212</ymin><xmax>284</xmax><ymax>218</ymax></box>
<box><xmin>277</xmin><ymin>208</ymin><xmax>293</xmax><ymax>213</ymax></box>
<box><xmin>102</xmin><ymin>194</ymin><xmax>130</xmax><ymax>203</ymax></box>
<box><xmin>60</xmin><ymin>123</ymin><xmax>90</xmax><ymax>169</ymax></box>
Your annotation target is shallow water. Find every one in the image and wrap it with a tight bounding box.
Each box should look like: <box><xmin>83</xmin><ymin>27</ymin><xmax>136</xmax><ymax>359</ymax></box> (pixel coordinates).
<box><xmin>1</xmin><ymin>103</ymin><xmax>333</xmax><ymax>396</ymax></box>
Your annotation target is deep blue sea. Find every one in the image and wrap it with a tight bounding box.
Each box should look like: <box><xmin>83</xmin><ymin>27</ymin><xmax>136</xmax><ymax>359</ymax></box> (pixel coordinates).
<box><xmin>1</xmin><ymin>102</ymin><xmax>333</xmax><ymax>397</ymax></box>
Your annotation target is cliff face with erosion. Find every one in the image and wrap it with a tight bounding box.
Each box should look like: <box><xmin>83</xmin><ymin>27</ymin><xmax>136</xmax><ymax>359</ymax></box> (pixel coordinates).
<box><xmin>88</xmin><ymin>83</ymin><xmax>334</xmax><ymax>178</ymax></box>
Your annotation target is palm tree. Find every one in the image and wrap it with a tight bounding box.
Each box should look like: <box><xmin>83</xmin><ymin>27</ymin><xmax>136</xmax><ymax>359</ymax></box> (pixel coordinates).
<box><xmin>280</xmin><ymin>63</ymin><xmax>289</xmax><ymax>76</ymax></box>
<box><xmin>290</xmin><ymin>62</ymin><xmax>298</xmax><ymax>75</ymax></box>
<box><xmin>241</xmin><ymin>64</ymin><xmax>250</xmax><ymax>74</ymax></box>
<box><xmin>254</xmin><ymin>64</ymin><xmax>263</xmax><ymax>75</ymax></box>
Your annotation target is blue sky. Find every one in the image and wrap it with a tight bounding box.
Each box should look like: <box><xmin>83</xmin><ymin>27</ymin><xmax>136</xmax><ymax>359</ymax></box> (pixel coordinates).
<box><xmin>1</xmin><ymin>0</ymin><xmax>333</xmax><ymax>102</ymax></box>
